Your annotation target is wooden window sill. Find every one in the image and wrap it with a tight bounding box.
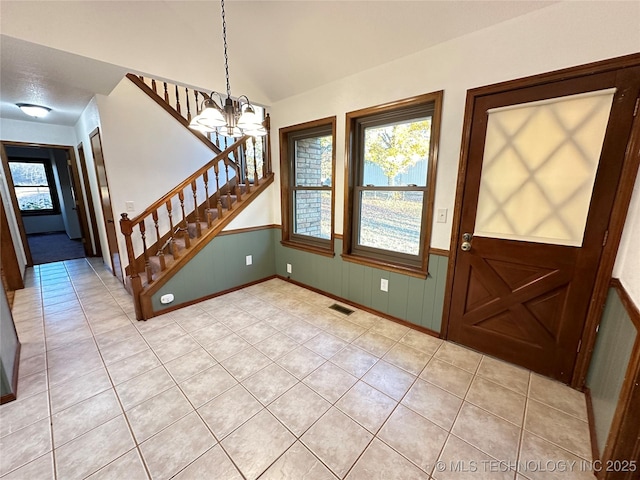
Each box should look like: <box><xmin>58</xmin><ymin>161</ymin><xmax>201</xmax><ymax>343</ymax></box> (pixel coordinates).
<box><xmin>341</xmin><ymin>252</ymin><xmax>428</xmax><ymax>279</ymax></box>
<box><xmin>280</xmin><ymin>240</ymin><xmax>335</xmax><ymax>258</ymax></box>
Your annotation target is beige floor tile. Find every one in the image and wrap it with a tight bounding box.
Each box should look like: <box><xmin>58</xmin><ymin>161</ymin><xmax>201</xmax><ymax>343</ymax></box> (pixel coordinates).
<box><xmin>524</xmin><ymin>399</ymin><xmax>591</xmax><ymax>460</ymax></box>
<box><xmin>242</xmin><ymin>362</ymin><xmax>298</xmax><ymax>405</ymax></box>
<box><xmin>140</xmin><ymin>412</ymin><xmax>216</xmax><ymax>480</ymax></box>
<box><xmin>336</xmin><ymin>381</ymin><xmax>397</xmax><ymax>433</ymax></box>
<box><xmin>237</xmin><ymin>321</ymin><xmax>279</xmax><ymax>344</ymax></box>
<box><xmin>383</xmin><ymin>342</ymin><xmax>431</xmax><ymax>375</ymax></box>
<box><xmin>330</xmin><ymin>345</ymin><xmax>379</xmax><ymax>378</ymax></box>
<box><xmin>0</xmin><ymin>452</ymin><xmax>54</xmax><ymax>480</ymax></box>
<box><xmin>518</xmin><ymin>431</ymin><xmax>594</xmax><ymax>480</ymax></box>
<box><xmin>173</xmin><ymin>444</ymin><xmax>242</xmax><ymax>480</ymax></box>
<box><xmin>362</xmin><ymin>360</ymin><xmax>416</xmax><ymax>401</ymax></box>
<box><xmin>303</xmin><ymin>362</ymin><xmax>357</xmax><ymax>403</ymax></box>
<box><xmin>49</xmin><ymin>367</ymin><xmax>112</xmax><ymax>413</ymax></box>
<box><xmin>219</xmin><ymin>312</ymin><xmax>262</xmax><ymax>332</ymax></box>
<box><xmin>528</xmin><ymin>374</ymin><xmax>587</xmax><ymax>421</ymax></box>
<box><xmin>17</xmin><ymin>352</ymin><xmax>46</xmax><ymax>378</ymax></box>
<box><xmin>466</xmin><ymin>376</ymin><xmax>526</xmax><ymax>426</ymax></box>
<box><xmin>304</xmin><ymin>332</ymin><xmax>348</xmax><ymax>358</ymax></box>
<box><xmin>141</xmin><ymin>322</ymin><xmax>188</xmax><ymax>349</ymax></box>
<box><xmin>352</xmin><ymin>331</ymin><xmax>396</xmax><ymax>357</ymax></box>
<box><xmin>281</xmin><ymin>319</ymin><xmax>322</xmax><ymax>343</ymax></box>
<box><xmin>255</xmin><ymin>332</ymin><xmax>300</xmax><ymax>360</ymax></box>
<box><xmin>347</xmin><ymin>438</ymin><xmax>430</xmax><ymax>480</ymax></box>
<box><xmin>205</xmin><ymin>332</ymin><xmax>251</xmax><ymax>361</ymax></box>
<box><xmin>85</xmin><ymin>449</ymin><xmax>149</xmax><ymax>480</ymax></box>
<box><xmin>179</xmin><ymin>364</ymin><xmax>237</xmax><ymax>408</ymax></box>
<box><xmin>260</xmin><ymin>441</ymin><xmax>338</xmax><ymax>480</ymax></box>
<box><xmin>52</xmin><ymin>389</ymin><xmax>121</xmax><ymax>446</ymax></box>
<box><xmin>222</xmin><ymin>347</ymin><xmax>272</xmax><ymax>380</ymax></box>
<box><xmin>15</xmin><ymin>370</ymin><xmax>48</xmax><ymax>399</ymax></box>
<box><xmin>88</xmin><ymin>314</ymin><xmax>133</xmax><ymax>336</ymax></box>
<box><xmin>126</xmin><ymin>386</ymin><xmax>193</xmax><ymax>443</ymax></box>
<box><xmin>402</xmin><ymin>379</ymin><xmax>463</xmax><ymax>430</ymax></box>
<box><xmin>152</xmin><ymin>334</ymin><xmax>202</xmax><ymax>363</ymax></box>
<box><xmin>263</xmin><ymin>311</ymin><xmax>299</xmax><ymax>331</ymax></box>
<box><xmin>379</xmin><ymin>404</ymin><xmax>447</xmax><ymax>472</ymax></box>
<box><xmin>223</xmin><ymin>410</ymin><xmax>295</xmax><ymax>479</ymax></box>
<box><xmin>106</xmin><ymin>348</ymin><xmax>161</xmax><ymax>385</ymax></box>
<box><xmin>452</xmin><ymin>402</ymin><xmax>521</xmax><ymax>463</ymax></box>
<box><xmin>268</xmin><ymin>382</ymin><xmax>331</xmax><ymax>437</ymax></box>
<box><xmin>55</xmin><ymin>415</ymin><xmax>134</xmax><ymax>479</ymax></box>
<box><xmin>115</xmin><ymin>365</ymin><xmax>175</xmax><ymax>410</ymax></box>
<box><xmin>302</xmin><ymin>407</ymin><xmax>373</xmax><ymax>478</ymax></box>
<box><xmin>277</xmin><ymin>346</ymin><xmax>326</xmax><ymax>379</ymax></box>
<box><xmin>172</xmin><ymin>309</ymin><xmax>218</xmax><ymax>333</ymax></box>
<box><xmin>421</xmin><ymin>358</ymin><xmax>474</xmax><ymax>398</ymax></box>
<box><xmin>323</xmin><ymin>318</ymin><xmax>367</xmax><ymax>342</ymax></box>
<box><xmin>94</xmin><ymin>324</ymin><xmax>140</xmax><ymax>349</ymax></box>
<box><xmin>99</xmin><ymin>335</ymin><xmax>150</xmax><ymax>366</ymax></box>
<box><xmin>434</xmin><ymin>434</ymin><xmax>515</xmax><ymax>480</ymax></box>
<box><xmin>477</xmin><ymin>356</ymin><xmax>530</xmax><ymax>395</ymax></box>
<box><xmin>198</xmin><ymin>384</ymin><xmax>263</xmax><ymax>439</ymax></box>
<box><xmin>0</xmin><ymin>390</ymin><xmax>49</xmax><ymax>438</ymax></box>
<box><xmin>370</xmin><ymin>320</ymin><xmax>409</xmax><ymax>341</ymax></box>
<box><xmin>0</xmin><ymin>418</ymin><xmax>52</xmax><ymax>476</ymax></box>
<box><xmin>434</xmin><ymin>342</ymin><xmax>482</xmax><ymax>373</ymax></box>
<box><xmin>45</xmin><ymin>323</ymin><xmax>93</xmax><ymax>351</ymax></box>
<box><xmin>189</xmin><ymin>322</ymin><xmax>233</xmax><ymax>347</ymax></box>
<box><xmin>163</xmin><ymin>347</ymin><xmax>217</xmax><ymax>383</ymax></box>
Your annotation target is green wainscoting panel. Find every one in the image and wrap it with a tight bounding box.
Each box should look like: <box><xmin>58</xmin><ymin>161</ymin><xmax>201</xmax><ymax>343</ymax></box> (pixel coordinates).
<box><xmin>151</xmin><ymin>228</ymin><xmax>276</xmax><ymax>313</ymax></box>
<box><xmin>586</xmin><ymin>287</ymin><xmax>637</xmax><ymax>455</ymax></box>
<box><xmin>275</xmin><ymin>236</ymin><xmax>448</xmax><ymax>334</ymax></box>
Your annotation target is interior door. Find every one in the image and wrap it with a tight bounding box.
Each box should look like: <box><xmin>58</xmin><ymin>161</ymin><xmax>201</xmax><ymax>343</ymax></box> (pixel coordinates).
<box><xmin>89</xmin><ymin>128</ymin><xmax>123</xmax><ymax>282</ymax></box>
<box><xmin>77</xmin><ymin>143</ymin><xmax>102</xmax><ymax>257</ymax></box>
<box><xmin>448</xmin><ymin>66</ymin><xmax>640</xmax><ymax>383</ymax></box>
<box><xmin>65</xmin><ymin>148</ymin><xmax>92</xmax><ymax>257</ymax></box>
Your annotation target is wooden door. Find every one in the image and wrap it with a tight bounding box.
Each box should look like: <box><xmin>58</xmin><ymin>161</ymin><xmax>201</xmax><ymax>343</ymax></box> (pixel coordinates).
<box><xmin>77</xmin><ymin>143</ymin><xmax>102</xmax><ymax>257</ymax></box>
<box><xmin>65</xmin><ymin>148</ymin><xmax>92</xmax><ymax>257</ymax></box>
<box><xmin>447</xmin><ymin>65</ymin><xmax>640</xmax><ymax>383</ymax></box>
<box><xmin>89</xmin><ymin>128</ymin><xmax>122</xmax><ymax>282</ymax></box>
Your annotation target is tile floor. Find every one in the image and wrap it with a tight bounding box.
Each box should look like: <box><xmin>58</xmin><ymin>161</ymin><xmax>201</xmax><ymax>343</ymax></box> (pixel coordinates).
<box><xmin>1</xmin><ymin>259</ymin><xmax>596</xmax><ymax>479</ymax></box>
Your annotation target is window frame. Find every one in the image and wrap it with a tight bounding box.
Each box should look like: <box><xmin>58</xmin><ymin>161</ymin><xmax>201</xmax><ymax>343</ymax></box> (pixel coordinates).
<box><xmin>8</xmin><ymin>157</ymin><xmax>61</xmax><ymax>216</ymax></box>
<box><xmin>279</xmin><ymin>116</ymin><xmax>336</xmax><ymax>256</ymax></box>
<box><xmin>343</xmin><ymin>92</ymin><xmax>443</xmax><ymax>277</ymax></box>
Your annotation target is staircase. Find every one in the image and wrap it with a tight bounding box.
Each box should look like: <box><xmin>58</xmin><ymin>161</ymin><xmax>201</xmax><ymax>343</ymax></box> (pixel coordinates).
<box><xmin>120</xmin><ymin>74</ymin><xmax>273</xmax><ymax>320</ymax></box>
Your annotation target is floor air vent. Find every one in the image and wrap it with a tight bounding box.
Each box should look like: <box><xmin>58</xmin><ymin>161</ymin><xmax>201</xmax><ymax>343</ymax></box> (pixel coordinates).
<box><xmin>329</xmin><ymin>304</ymin><xmax>354</xmax><ymax>316</ymax></box>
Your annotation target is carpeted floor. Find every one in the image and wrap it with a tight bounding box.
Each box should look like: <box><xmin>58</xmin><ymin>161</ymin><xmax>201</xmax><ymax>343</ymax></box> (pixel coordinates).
<box><xmin>27</xmin><ymin>232</ymin><xmax>85</xmax><ymax>265</ymax></box>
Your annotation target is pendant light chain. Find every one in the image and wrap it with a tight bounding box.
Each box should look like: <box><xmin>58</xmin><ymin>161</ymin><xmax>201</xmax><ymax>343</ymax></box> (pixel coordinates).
<box><xmin>220</xmin><ymin>0</ymin><xmax>232</xmax><ymax>100</ymax></box>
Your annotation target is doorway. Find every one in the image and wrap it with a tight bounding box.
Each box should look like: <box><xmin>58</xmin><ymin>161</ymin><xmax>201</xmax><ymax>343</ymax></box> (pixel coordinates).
<box><xmin>1</xmin><ymin>142</ymin><xmax>100</xmax><ymax>267</ymax></box>
<box><xmin>444</xmin><ymin>56</ymin><xmax>640</xmax><ymax>384</ymax></box>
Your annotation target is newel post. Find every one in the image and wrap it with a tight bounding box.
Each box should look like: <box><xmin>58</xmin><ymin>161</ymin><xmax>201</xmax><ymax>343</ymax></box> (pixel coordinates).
<box><xmin>120</xmin><ymin>213</ymin><xmax>144</xmax><ymax>320</ymax></box>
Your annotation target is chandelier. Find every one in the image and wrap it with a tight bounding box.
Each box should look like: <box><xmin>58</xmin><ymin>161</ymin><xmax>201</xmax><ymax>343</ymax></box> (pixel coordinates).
<box><xmin>189</xmin><ymin>0</ymin><xmax>266</xmax><ymax>137</ymax></box>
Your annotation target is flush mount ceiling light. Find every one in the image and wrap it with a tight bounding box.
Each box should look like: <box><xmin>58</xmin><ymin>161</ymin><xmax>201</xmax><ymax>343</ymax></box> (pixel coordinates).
<box><xmin>189</xmin><ymin>0</ymin><xmax>266</xmax><ymax>138</ymax></box>
<box><xmin>16</xmin><ymin>103</ymin><xmax>51</xmax><ymax>118</ymax></box>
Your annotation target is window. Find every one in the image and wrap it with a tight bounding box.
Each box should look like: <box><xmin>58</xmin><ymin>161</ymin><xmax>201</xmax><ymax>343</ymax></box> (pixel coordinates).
<box><xmin>344</xmin><ymin>92</ymin><xmax>442</xmax><ymax>275</ymax></box>
<box><xmin>8</xmin><ymin>159</ymin><xmax>60</xmax><ymax>215</ymax></box>
<box><xmin>280</xmin><ymin>117</ymin><xmax>336</xmax><ymax>256</ymax></box>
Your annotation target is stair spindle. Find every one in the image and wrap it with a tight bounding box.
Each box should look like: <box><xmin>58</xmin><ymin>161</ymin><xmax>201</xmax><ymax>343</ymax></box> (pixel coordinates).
<box><xmin>166</xmin><ymin>199</ymin><xmax>178</xmax><ymax>260</ymax></box>
<box><xmin>175</xmin><ymin>85</ymin><xmax>181</xmax><ymax>115</ymax></box>
<box><xmin>163</xmin><ymin>82</ymin><xmax>169</xmax><ymax>103</ymax></box>
<box><xmin>139</xmin><ymin>220</ymin><xmax>153</xmax><ymax>284</ymax></box>
<box><xmin>252</xmin><ymin>137</ymin><xmax>260</xmax><ymax>186</ymax></box>
<box><xmin>191</xmin><ymin>180</ymin><xmax>202</xmax><ymax>237</ymax></box>
<box><xmin>224</xmin><ymin>160</ymin><xmax>233</xmax><ymax>211</ymax></box>
<box><xmin>203</xmin><ymin>171</ymin><xmax>212</xmax><ymax>227</ymax></box>
<box><xmin>152</xmin><ymin>210</ymin><xmax>166</xmax><ymax>271</ymax></box>
<box><xmin>151</xmin><ymin>79</ymin><xmax>157</xmax><ymax>94</ymax></box>
<box><xmin>214</xmin><ymin>162</ymin><xmax>223</xmax><ymax>219</ymax></box>
<box><xmin>178</xmin><ymin>190</ymin><xmax>191</xmax><ymax>249</ymax></box>
<box><xmin>242</xmin><ymin>142</ymin><xmax>251</xmax><ymax>193</ymax></box>
<box><xmin>185</xmin><ymin>88</ymin><xmax>191</xmax><ymax>122</ymax></box>
<box><xmin>234</xmin><ymin>149</ymin><xmax>243</xmax><ymax>202</ymax></box>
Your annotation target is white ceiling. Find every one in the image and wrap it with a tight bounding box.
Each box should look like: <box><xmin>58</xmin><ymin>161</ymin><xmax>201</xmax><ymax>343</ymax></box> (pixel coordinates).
<box><xmin>0</xmin><ymin>1</ymin><xmax>558</xmax><ymax>127</ymax></box>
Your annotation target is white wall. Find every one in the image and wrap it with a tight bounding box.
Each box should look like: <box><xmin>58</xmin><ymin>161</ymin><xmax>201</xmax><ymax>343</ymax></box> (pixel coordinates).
<box><xmin>269</xmin><ymin>1</ymin><xmax>640</xmax><ymax>252</ymax></box>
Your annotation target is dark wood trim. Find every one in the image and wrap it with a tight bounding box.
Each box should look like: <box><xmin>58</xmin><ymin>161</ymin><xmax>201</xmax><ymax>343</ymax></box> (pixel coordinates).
<box><xmin>126</xmin><ymin>74</ymin><xmax>222</xmax><ymax>155</ymax></box>
<box><xmin>428</xmin><ymin>248</ymin><xmax>449</xmax><ymax>257</ymax></box>
<box><xmin>147</xmin><ymin>275</ymin><xmax>279</xmax><ymax>319</ymax></box>
<box><xmin>0</xmin><ymin>142</ymin><xmax>33</xmax><ymax>266</ymax></box>
<box><xmin>585</xmin><ymin>387</ymin><xmax>601</xmax><ymax>466</ymax></box>
<box><xmin>66</xmin><ymin>147</ymin><xmax>91</xmax><ymax>257</ymax></box>
<box><xmin>334</xmin><ymin>233</ymin><xmax>343</xmax><ymax>240</ymax></box>
<box><xmin>279</xmin><ymin>116</ymin><xmax>337</xmax><ymax>257</ymax></box>
<box><xmin>0</xmin><ymin>195</ymin><xmax>24</xmax><ymax>291</ymax></box>
<box><xmin>610</xmin><ymin>278</ymin><xmax>640</xmax><ymax>330</ymax></box>
<box><xmin>217</xmin><ymin>224</ymin><xmax>280</xmax><ymax>236</ymax></box>
<box><xmin>343</xmin><ymin>91</ymin><xmax>443</xmax><ymax>276</ymax></box>
<box><xmin>0</xmin><ymin>342</ymin><xmax>20</xmax><ymax>405</ymax></box>
<box><xmin>438</xmin><ymin>54</ymin><xmax>640</xmax><ymax>387</ymax></box>
<box><xmin>77</xmin><ymin>142</ymin><xmax>102</xmax><ymax>257</ymax></box>
<box><xmin>277</xmin><ymin>274</ymin><xmax>441</xmax><ymax>339</ymax></box>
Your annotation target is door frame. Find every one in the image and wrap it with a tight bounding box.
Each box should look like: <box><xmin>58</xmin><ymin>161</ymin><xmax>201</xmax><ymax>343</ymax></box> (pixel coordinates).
<box><xmin>442</xmin><ymin>53</ymin><xmax>640</xmax><ymax>389</ymax></box>
<box><xmin>77</xmin><ymin>142</ymin><xmax>102</xmax><ymax>257</ymax></box>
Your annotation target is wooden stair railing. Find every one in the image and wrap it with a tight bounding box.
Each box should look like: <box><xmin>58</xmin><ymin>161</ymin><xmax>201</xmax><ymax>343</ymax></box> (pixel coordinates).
<box><xmin>120</xmin><ymin>132</ymin><xmax>272</xmax><ymax>320</ymax></box>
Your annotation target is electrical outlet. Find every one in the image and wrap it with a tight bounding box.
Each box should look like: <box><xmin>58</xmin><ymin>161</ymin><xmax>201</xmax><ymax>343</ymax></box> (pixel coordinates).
<box><xmin>126</xmin><ymin>201</ymin><xmax>135</xmax><ymax>212</ymax></box>
<box><xmin>286</xmin><ymin>263</ymin><xmax>292</xmax><ymax>274</ymax></box>
<box><xmin>160</xmin><ymin>293</ymin><xmax>174</xmax><ymax>304</ymax></box>
<box><xmin>246</xmin><ymin>255</ymin><xmax>252</xmax><ymax>266</ymax></box>
<box><xmin>437</xmin><ymin>208</ymin><xmax>447</xmax><ymax>223</ymax></box>
<box><xmin>380</xmin><ymin>278</ymin><xmax>389</xmax><ymax>292</ymax></box>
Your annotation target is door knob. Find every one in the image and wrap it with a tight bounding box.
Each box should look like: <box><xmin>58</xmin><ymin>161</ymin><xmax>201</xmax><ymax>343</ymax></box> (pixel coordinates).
<box><xmin>461</xmin><ymin>241</ymin><xmax>471</xmax><ymax>251</ymax></box>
